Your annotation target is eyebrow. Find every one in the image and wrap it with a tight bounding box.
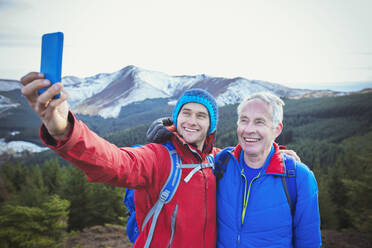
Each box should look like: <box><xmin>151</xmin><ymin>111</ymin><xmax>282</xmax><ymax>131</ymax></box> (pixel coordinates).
<box><xmin>182</xmin><ymin>108</ymin><xmax>209</xmax><ymax>116</ymax></box>
<box><xmin>255</xmin><ymin>117</ymin><xmax>266</xmax><ymax>121</ymax></box>
<box><xmin>239</xmin><ymin>116</ymin><xmax>266</xmax><ymax>122</ymax></box>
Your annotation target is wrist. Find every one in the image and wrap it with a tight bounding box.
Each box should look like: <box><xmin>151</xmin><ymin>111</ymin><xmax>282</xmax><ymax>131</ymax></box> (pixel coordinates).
<box><xmin>51</xmin><ymin>122</ymin><xmax>72</xmax><ymax>140</ymax></box>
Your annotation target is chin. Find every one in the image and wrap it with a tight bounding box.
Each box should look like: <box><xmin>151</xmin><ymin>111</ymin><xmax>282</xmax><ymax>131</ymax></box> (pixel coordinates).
<box><xmin>241</xmin><ymin>144</ymin><xmax>260</xmax><ymax>153</ymax></box>
<box><xmin>184</xmin><ymin>137</ymin><xmax>196</xmax><ymax>144</ymax></box>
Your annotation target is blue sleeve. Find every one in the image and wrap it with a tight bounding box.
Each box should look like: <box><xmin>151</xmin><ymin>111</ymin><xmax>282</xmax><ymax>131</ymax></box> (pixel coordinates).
<box><xmin>293</xmin><ymin>162</ymin><xmax>322</xmax><ymax>248</ymax></box>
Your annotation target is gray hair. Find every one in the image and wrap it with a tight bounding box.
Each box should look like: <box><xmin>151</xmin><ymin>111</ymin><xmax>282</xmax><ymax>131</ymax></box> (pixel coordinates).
<box><xmin>237</xmin><ymin>92</ymin><xmax>285</xmax><ymax>128</ymax></box>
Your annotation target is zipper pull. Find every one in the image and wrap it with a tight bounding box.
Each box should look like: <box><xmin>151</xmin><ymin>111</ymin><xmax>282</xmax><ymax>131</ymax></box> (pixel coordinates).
<box><xmin>237</xmin><ymin>234</ymin><xmax>241</xmax><ymax>244</ymax></box>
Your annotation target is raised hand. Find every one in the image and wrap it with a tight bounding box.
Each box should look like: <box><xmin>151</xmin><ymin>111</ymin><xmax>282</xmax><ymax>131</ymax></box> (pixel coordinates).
<box><xmin>20</xmin><ymin>72</ymin><xmax>70</xmax><ymax>139</ymax></box>
<box><xmin>146</xmin><ymin>117</ymin><xmax>174</xmax><ymax>143</ymax></box>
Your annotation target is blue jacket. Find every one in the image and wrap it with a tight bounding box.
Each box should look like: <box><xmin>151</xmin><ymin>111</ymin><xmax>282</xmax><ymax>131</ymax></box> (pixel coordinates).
<box><xmin>215</xmin><ymin>143</ymin><xmax>321</xmax><ymax>248</ymax></box>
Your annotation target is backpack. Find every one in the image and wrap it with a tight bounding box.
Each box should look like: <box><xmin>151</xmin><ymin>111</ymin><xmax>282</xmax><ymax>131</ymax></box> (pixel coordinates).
<box><xmin>123</xmin><ymin>142</ymin><xmax>214</xmax><ymax>247</ymax></box>
<box><xmin>215</xmin><ymin>151</ymin><xmax>297</xmax><ymax>216</ymax></box>
<box><xmin>123</xmin><ymin>145</ymin><xmax>143</xmax><ymax>243</ymax></box>
<box><xmin>123</xmin><ymin>188</ymin><xmax>139</xmax><ymax>243</ymax></box>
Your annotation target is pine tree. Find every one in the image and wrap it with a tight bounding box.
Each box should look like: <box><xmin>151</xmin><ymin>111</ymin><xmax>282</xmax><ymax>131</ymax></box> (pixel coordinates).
<box><xmin>60</xmin><ymin>166</ymin><xmax>93</xmax><ymax>231</ymax></box>
<box><xmin>342</xmin><ymin>152</ymin><xmax>372</xmax><ymax>238</ymax></box>
<box><xmin>89</xmin><ymin>183</ymin><xmax>126</xmax><ymax>226</ymax></box>
<box><xmin>41</xmin><ymin>159</ymin><xmax>63</xmax><ymax>195</ymax></box>
<box><xmin>16</xmin><ymin>164</ymin><xmax>47</xmax><ymax>207</ymax></box>
<box><xmin>0</xmin><ymin>195</ymin><xmax>69</xmax><ymax>248</ymax></box>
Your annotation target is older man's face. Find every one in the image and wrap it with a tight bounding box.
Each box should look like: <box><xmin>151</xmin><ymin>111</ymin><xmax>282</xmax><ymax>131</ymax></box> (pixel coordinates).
<box><xmin>237</xmin><ymin>99</ymin><xmax>282</xmax><ymax>160</ymax></box>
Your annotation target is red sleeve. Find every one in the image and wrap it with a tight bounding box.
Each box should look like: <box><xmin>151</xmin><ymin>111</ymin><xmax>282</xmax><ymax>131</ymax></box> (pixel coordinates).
<box><xmin>40</xmin><ymin>112</ymin><xmax>169</xmax><ymax>189</ymax></box>
<box><xmin>212</xmin><ymin>147</ymin><xmax>221</xmax><ymax>157</ymax></box>
<box><xmin>278</xmin><ymin>145</ymin><xmax>287</xmax><ymax>150</ymax></box>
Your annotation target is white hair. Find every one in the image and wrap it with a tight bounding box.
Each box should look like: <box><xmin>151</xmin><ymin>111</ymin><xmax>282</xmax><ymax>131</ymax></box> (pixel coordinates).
<box><xmin>237</xmin><ymin>92</ymin><xmax>285</xmax><ymax>128</ymax></box>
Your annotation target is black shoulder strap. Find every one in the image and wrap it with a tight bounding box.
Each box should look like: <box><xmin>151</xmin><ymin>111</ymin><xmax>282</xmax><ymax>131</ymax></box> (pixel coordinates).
<box><xmin>215</xmin><ymin>153</ymin><xmax>231</xmax><ymax>183</ymax></box>
<box><xmin>281</xmin><ymin>154</ymin><xmax>297</xmax><ymax>216</ymax></box>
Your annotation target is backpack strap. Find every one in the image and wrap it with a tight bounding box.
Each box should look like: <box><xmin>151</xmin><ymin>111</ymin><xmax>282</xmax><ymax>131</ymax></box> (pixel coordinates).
<box><xmin>142</xmin><ymin>142</ymin><xmax>182</xmax><ymax>248</ymax></box>
<box><xmin>281</xmin><ymin>154</ymin><xmax>297</xmax><ymax>216</ymax></box>
<box><xmin>181</xmin><ymin>154</ymin><xmax>214</xmax><ymax>183</ymax></box>
<box><xmin>214</xmin><ymin>149</ymin><xmax>232</xmax><ymax>182</ymax></box>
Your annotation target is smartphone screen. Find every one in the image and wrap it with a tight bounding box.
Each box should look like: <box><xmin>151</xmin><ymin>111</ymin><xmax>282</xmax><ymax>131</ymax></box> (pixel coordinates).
<box><xmin>38</xmin><ymin>32</ymin><xmax>64</xmax><ymax>97</ymax></box>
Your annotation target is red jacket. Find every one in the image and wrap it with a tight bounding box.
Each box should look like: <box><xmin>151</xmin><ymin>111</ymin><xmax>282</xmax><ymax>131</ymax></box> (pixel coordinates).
<box><xmin>40</xmin><ymin>113</ymin><xmax>219</xmax><ymax>248</ymax></box>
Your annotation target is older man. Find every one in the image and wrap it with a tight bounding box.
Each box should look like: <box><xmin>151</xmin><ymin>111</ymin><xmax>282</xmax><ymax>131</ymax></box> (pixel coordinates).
<box><xmin>215</xmin><ymin>92</ymin><xmax>321</xmax><ymax>247</ymax></box>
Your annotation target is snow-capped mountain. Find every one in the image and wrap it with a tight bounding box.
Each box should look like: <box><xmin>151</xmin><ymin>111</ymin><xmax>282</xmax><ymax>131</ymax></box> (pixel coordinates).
<box><xmin>0</xmin><ymin>79</ymin><xmax>22</xmax><ymax>114</ymax></box>
<box><xmin>0</xmin><ymin>79</ymin><xmax>22</xmax><ymax>91</ymax></box>
<box><xmin>1</xmin><ymin>65</ymin><xmax>343</xmax><ymax>120</ymax></box>
<box><xmin>70</xmin><ymin>66</ymin><xmax>170</xmax><ymax>118</ymax></box>
<box><xmin>62</xmin><ymin>66</ymin><xmax>211</xmax><ymax>118</ymax></box>
<box><xmin>61</xmin><ymin>65</ymin><xmax>324</xmax><ymax>118</ymax></box>
<box><xmin>62</xmin><ymin>69</ymin><xmax>124</xmax><ymax>108</ymax></box>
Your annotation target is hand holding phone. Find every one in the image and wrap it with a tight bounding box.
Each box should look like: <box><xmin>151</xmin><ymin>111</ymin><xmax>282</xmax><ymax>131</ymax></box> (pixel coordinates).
<box><xmin>38</xmin><ymin>32</ymin><xmax>64</xmax><ymax>98</ymax></box>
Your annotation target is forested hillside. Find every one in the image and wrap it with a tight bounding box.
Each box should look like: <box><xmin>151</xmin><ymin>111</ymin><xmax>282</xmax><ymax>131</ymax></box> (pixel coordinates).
<box><xmin>0</xmin><ymin>92</ymin><xmax>371</xmax><ymax>247</ymax></box>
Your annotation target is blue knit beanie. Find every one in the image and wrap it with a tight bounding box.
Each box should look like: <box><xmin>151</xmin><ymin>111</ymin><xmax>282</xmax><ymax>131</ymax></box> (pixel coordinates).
<box><xmin>172</xmin><ymin>88</ymin><xmax>218</xmax><ymax>135</ymax></box>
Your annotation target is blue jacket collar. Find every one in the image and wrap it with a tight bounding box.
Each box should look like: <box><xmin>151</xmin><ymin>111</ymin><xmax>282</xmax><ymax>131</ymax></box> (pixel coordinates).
<box><xmin>229</xmin><ymin>143</ymin><xmax>285</xmax><ymax>176</ymax></box>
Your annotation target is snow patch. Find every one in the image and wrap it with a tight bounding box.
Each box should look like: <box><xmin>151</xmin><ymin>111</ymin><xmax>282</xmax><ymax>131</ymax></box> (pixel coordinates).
<box><xmin>216</xmin><ymin>79</ymin><xmax>267</xmax><ymax>106</ymax></box>
<box><xmin>0</xmin><ymin>138</ymin><xmax>49</xmax><ymax>155</ymax></box>
<box><xmin>98</xmin><ymin>82</ymin><xmax>169</xmax><ymax>118</ymax></box>
<box><xmin>0</xmin><ymin>80</ymin><xmax>22</xmax><ymax>91</ymax></box>
<box><xmin>10</xmin><ymin>131</ymin><xmax>20</xmax><ymax>136</ymax></box>
<box><xmin>0</xmin><ymin>95</ymin><xmax>20</xmax><ymax>113</ymax></box>
<box><xmin>135</xmin><ymin>69</ymin><xmax>178</xmax><ymax>95</ymax></box>
<box><xmin>168</xmin><ymin>100</ymin><xmax>177</xmax><ymax>106</ymax></box>
<box><xmin>63</xmin><ymin>70</ymin><xmax>122</xmax><ymax>108</ymax></box>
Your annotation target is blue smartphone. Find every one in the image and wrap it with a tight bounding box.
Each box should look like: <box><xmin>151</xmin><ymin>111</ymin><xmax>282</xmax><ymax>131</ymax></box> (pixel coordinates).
<box><xmin>38</xmin><ymin>32</ymin><xmax>64</xmax><ymax>98</ymax></box>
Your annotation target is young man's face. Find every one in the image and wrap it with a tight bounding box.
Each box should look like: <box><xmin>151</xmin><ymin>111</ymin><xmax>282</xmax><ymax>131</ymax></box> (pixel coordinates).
<box><xmin>177</xmin><ymin>102</ymin><xmax>210</xmax><ymax>150</ymax></box>
<box><xmin>237</xmin><ymin>99</ymin><xmax>282</xmax><ymax>162</ymax></box>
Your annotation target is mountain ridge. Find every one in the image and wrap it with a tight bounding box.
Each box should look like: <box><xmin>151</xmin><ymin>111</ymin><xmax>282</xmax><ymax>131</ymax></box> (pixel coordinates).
<box><xmin>0</xmin><ymin>65</ymin><xmax>351</xmax><ymax>119</ymax></box>
<box><xmin>45</xmin><ymin>65</ymin><xmax>347</xmax><ymax>118</ymax></box>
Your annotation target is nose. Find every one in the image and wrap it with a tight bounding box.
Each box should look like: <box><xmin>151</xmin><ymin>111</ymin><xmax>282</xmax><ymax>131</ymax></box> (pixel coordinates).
<box><xmin>185</xmin><ymin>114</ymin><xmax>198</xmax><ymax>125</ymax></box>
<box><xmin>242</xmin><ymin>122</ymin><xmax>255</xmax><ymax>133</ymax></box>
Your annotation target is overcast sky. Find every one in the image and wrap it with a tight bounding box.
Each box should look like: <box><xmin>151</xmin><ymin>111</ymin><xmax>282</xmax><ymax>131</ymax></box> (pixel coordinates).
<box><xmin>1</xmin><ymin>0</ymin><xmax>371</xmax><ymax>89</ymax></box>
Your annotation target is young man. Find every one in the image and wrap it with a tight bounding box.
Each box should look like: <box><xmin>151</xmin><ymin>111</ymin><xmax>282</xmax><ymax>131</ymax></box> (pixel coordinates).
<box><xmin>215</xmin><ymin>92</ymin><xmax>321</xmax><ymax>247</ymax></box>
<box><xmin>20</xmin><ymin>72</ymin><xmax>219</xmax><ymax>247</ymax></box>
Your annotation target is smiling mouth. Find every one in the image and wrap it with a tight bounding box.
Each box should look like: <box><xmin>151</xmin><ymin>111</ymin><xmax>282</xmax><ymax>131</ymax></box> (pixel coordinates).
<box><xmin>184</xmin><ymin>127</ymin><xmax>198</xmax><ymax>133</ymax></box>
<box><xmin>244</xmin><ymin>137</ymin><xmax>260</xmax><ymax>142</ymax></box>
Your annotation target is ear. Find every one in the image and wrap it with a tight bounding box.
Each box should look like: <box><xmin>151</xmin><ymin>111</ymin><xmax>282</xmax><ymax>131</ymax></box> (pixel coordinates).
<box><xmin>274</xmin><ymin>123</ymin><xmax>283</xmax><ymax>139</ymax></box>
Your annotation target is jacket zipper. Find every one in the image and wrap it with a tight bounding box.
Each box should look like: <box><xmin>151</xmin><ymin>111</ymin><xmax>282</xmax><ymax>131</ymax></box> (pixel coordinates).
<box><xmin>239</xmin><ymin>169</ymin><xmax>261</xmax><ymax>244</ymax></box>
<box><xmin>241</xmin><ymin>169</ymin><xmax>248</xmax><ymax>225</ymax></box>
<box><xmin>202</xmin><ymin>168</ymin><xmax>208</xmax><ymax>248</ymax></box>
<box><xmin>168</xmin><ymin>204</ymin><xmax>178</xmax><ymax>248</ymax></box>
<box><xmin>193</xmin><ymin>151</ymin><xmax>207</xmax><ymax>248</ymax></box>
